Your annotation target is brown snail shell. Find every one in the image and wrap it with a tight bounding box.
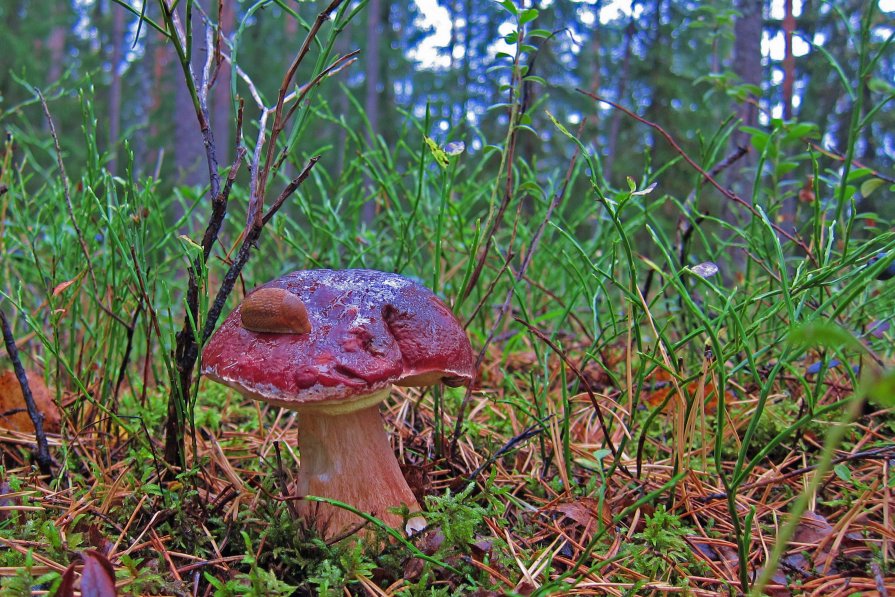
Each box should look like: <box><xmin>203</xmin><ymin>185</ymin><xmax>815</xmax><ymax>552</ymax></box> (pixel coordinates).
<box><xmin>240</xmin><ymin>287</ymin><xmax>311</xmax><ymax>334</ymax></box>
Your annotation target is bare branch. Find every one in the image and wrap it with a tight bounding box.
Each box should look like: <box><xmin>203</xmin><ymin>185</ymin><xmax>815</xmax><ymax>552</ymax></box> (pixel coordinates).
<box><xmin>262</xmin><ymin>156</ymin><xmax>320</xmax><ymax>226</ymax></box>
<box><xmin>38</xmin><ymin>90</ymin><xmax>97</xmax><ymax>291</ymax></box>
<box><xmin>0</xmin><ymin>304</ymin><xmax>53</xmax><ymax>475</ymax></box>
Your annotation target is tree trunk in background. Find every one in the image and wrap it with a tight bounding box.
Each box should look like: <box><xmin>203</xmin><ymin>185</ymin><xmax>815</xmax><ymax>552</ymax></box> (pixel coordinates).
<box><xmin>173</xmin><ymin>2</ymin><xmax>208</xmax><ymax>187</ymax></box>
<box><xmin>46</xmin><ymin>26</ymin><xmax>67</xmax><ymax>86</ymax></box>
<box><xmin>460</xmin><ymin>0</ymin><xmax>473</xmax><ymax>126</ymax></box>
<box><xmin>362</xmin><ymin>0</ymin><xmax>382</xmax><ymax>225</ymax></box>
<box><xmin>212</xmin><ymin>1</ymin><xmax>235</xmax><ymax>165</ymax></box>
<box><xmin>782</xmin><ymin>0</ymin><xmax>795</xmax><ymax>121</ymax></box>
<box><xmin>149</xmin><ymin>35</ymin><xmax>169</xmax><ymax>166</ymax></box>
<box><xmin>133</xmin><ymin>27</ymin><xmax>153</xmax><ymax>178</ymax></box>
<box><xmin>729</xmin><ymin>0</ymin><xmax>762</xmax><ymax>202</ymax></box>
<box><xmin>108</xmin><ymin>5</ymin><xmax>125</xmax><ymax>175</ymax></box>
<box><xmin>333</xmin><ymin>30</ymin><xmax>351</xmax><ymax>177</ymax></box>
<box><xmin>602</xmin><ymin>14</ymin><xmax>636</xmax><ymax>183</ymax></box>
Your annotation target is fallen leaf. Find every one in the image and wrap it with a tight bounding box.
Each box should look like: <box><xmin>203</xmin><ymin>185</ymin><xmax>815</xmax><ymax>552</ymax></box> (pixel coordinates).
<box><xmin>80</xmin><ymin>550</ymin><xmax>118</xmax><ymax>597</ymax></box>
<box><xmin>0</xmin><ymin>371</ymin><xmax>61</xmax><ymax>433</ymax></box>
<box><xmin>56</xmin><ymin>564</ymin><xmax>76</xmax><ymax>597</ymax></box>
<box><xmin>0</xmin><ymin>481</ymin><xmax>21</xmax><ymax>523</ymax></box>
<box><xmin>759</xmin><ymin>510</ymin><xmax>872</xmax><ymax>595</ymax></box>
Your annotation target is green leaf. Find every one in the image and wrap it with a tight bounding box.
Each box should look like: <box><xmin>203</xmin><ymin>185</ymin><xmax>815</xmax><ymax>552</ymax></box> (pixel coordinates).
<box><xmin>783</xmin><ymin>121</ymin><xmax>820</xmax><ymax>142</ymax></box>
<box><xmin>790</xmin><ymin>321</ymin><xmax>863</xmax><ymax>353</ymax></box>
<box><xmin>846</xmin><ymin>167</ymin><xmax>874</xmax><ymax>182</ymax></box>
<box><xmin>868</xmin><ymin>77</ymin><xmax>895</xmax><ymax>95</ymax></box>
<box><xmin>860</xmin><ymin>177</ymin><xmax>885</xmax><ymax>198</ymax></box>
<box><xmin>497</xmin><ymin>0</ymin><xmax>518</xmax><ymax>16</ymax></box>
<box><xmin>528</xmin><ymin>28</ymin><xmax>552</xmax><ymax>38</ymax></box>
<box><xmin>520</xmin><ymin>8</ymin><xmax>538</xmax><ymax>24</ymax></box>
<box><xmin>424</xmin><ymin>136</ymin><xmax>449</xmax><ymax>169</ymax></box>
<box><xmin>774</xmin><ymin>161</ymin><xmax>799</xmax><ymax>177</ymax></box>
<box><xmin>833</xmin><ymin>463</ymin><xmax>852</xmax><ymax>482</ymax></box>
<box><xmin>865</xmin><ymin>369</ymin><xmax>895</xmax><ymax>408</ymax></box>
<box><xmin>524</xmin><ymin>75</ymin><xmax>547</xmax><ymax>86</ymax></box>
<box><xmin>505</xmin><ymin>30</ymin><xmax>518</xmax><ymax>44</ymax></box>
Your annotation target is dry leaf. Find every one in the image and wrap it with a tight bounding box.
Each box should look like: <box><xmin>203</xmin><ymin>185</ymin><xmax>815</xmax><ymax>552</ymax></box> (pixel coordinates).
<box><xmin>0</xmin><ymin>370</ymin><xmax>61</xmax><ymax>433</ymax></box>
<box><xmin>552</xmin><ymin>497</ymin><xmax>611</xmax><ymax>529</ymax></box>
<box><xmin>760</xmin><ymin>511</ymin><xmax>871</xmax><ymax>595</ymax></box>
<box><xmin>52</xmin><ymin>277</ymin><xmax>79</xmax><ymax>297</ymax></box>
<box><xmin>57</xmin><ymin>564</ymin><xmax>76</xmax><ymax>597</ymax></box>
<box><xmin>80</xmin><ymin>550</ymin><xmax>118</xmax><ymax>596</ymax></box>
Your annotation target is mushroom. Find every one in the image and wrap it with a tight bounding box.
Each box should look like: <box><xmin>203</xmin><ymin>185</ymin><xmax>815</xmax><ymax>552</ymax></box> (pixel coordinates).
<box><xmin>201</xmin><ymin>269</ymin><xmax>475</xmax><ymax>538</ymax></box>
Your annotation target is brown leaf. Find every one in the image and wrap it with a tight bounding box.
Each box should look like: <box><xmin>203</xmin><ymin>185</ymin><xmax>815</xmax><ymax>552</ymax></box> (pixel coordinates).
<box><xmin>798</xmin><ymin>176</ymin><xmax>815</xmax><ymax>203</ymax></box>
<box><xmin>80</xmin><ymin>550</ymin><xmax>117</xmax><ymax>597</ymax></box>
<box><xmin>552</xmin><ymin>497</ymin><xmax>611</xmax><ymax>529</ymax></box>
<box><xmin>56</xmin><ymin>563</ymin><xmax>76</xmax><ymax>597</ymax></box>
<box><xmin>0</xmin><ymin>371</ymin><xmax>61</xmax><ymax>433</ymax></box>
<box><xmin>760</xmin><ymin>510</ymin><xmax>872</xmax><ymax>594</ymax></box>
<box><xmin>52</xmin><ymin>277</ymin><xmax>79</xmax><ymax>297</ymax></box>
<box><xmin>0</xmin><ymin>481</ymin><xmax>21</xmax><ymax>523</ymax></box>
<box><xmin>88</xmin><ymin>524</ymin><xmax>115</xmax><ymax>555</ymax></box>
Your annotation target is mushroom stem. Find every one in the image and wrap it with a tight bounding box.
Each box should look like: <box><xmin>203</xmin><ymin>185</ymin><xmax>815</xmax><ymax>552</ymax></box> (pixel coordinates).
<box><xmin>295</xmin><ymin>394</ymin><xmax>422</xmax><ymax>538</ymax></box>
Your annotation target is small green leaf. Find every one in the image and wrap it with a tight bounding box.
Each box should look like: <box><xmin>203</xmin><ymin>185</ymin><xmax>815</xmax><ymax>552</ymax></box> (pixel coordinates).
<box><xmin>860</xmin><ymin>178</ymin><xmax>885</xmax><ymax>198</ymax></box>
<box><xmin>498</xmin><ymin>0</ymin><xmax>518</xmax><ymax>16</ymax></box>
<box><xmin>774</xmin><ymin>161</ymin><xmax>799</xmax><ymax>177</ymax></box>
<box><xmin>505</xmin><ymin>30</ymin><xmax>518</xmax><ymax>44</ymax></box>
<box><xmin>520</xmin><ymin>8</ymin><xmax>538</xmax><ymax>24</ymax></box>
<box><xmin>868</xmin><ymin>77</ymin><xmax>895</xmax><ymax>95</ymax></box>
<box><xmin>528</xmin><ymin>28</ymin><xmax>552</xmax><ymax>38</ymax></box>
<box><xmin>846</xmin><ymin>167</ymin><xmax>873</xmax><ymax>182</ymax></box>
<box><xmin>833</xmin><ymin>463</ymin><xmax>852</xmax><ymax>482</ymax></box>
<box><xmin>865</xmin><ymin>369</ymin><xmax>895</xmax><ymax>408</ymax></box>
<box><xmin>790</xmin><ymin>321</ymin><xmax>863</xmax><ymax>353</ymax></box>
<box><xmin>424</xmin><ymin>136</ymin><xmax>449</xmax><ymax>169</ymax></box>
<box><xmin>783</xmin><ymin>121</ymin><xmax>819</xmax><ymax>141</ymax></box>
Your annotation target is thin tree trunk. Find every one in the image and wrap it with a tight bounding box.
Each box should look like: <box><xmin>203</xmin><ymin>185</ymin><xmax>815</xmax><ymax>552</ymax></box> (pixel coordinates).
<box><xmin>729</xmin><ymin>0</ymin><xmax>762</xmax><ymax>201</ymax></box>
<box><xmin>603</xmin><ymin>15</ymin><xmax>636</xmax><ymax>183</ymax></box>
<box><xmin>173</xmin><ymin>2</ymin><xmax>209</xmax><ymax>188</ymax></box>
<box><xmin>460</xmin><ymin>0</ymin><xmax>473</xmax><ymax>126</ymax></box>
<box><xmin>782</xmin><ymin>0</ymin><xmax>795</xmax><ymax>121</ymax></box>
<box><xmin>333</xmin><ymin>31</ymin><xmax>350</xmax><ymax>176</ymax></box>
<box><xmin>212</xmin><ymin>1</ymin><xmax>235</xmax><ymax>165</ymax></box>
<box><xmin>46</xmin><ymin>20</ymin><xmax>67</xmax><ymax>85</ymax></box>
<box><xmin>361</xmin><ymin>0</ymin><xmax>382</xmax><ymax>225</ymax></box>
<box><xmin>108</xmin><ymin>5</ymin><xmax>126</xmax><ymax>174</ymax></box>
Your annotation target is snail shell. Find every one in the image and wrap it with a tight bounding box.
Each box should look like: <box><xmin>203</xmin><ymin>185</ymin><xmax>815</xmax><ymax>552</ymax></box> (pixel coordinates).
<box><xmin>240</xmin><ymin>287</ymin><xmax>311</xmax><ymax>334</ymax></box>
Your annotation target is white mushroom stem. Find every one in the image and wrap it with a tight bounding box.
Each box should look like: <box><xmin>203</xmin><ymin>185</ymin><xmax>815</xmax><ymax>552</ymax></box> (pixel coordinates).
<box><xmin>294</xmin><ymin>390</ymin><xmax>424</xmax><ymax>538</ymax></box>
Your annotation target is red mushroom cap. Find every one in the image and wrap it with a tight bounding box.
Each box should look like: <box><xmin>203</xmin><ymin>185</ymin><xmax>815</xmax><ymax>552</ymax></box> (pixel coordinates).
<box><xmin>201</xmin><ymin>269</ymin><xmax>475</xmax><ymax>409</ymax></box>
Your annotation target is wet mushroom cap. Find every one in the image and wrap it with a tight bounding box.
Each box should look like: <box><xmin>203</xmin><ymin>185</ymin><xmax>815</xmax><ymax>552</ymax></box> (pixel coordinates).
<box><xmin>201</xmin><ymin>269</ymin><xmax>475</xmax><ymax>409</ymax></box>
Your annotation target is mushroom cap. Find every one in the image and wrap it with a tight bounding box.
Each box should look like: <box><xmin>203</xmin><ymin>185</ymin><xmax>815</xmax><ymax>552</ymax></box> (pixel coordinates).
<box><xmin>201</xmin><ymin>269</ymin><xmax>475</xmax><ymax>410</ymax></box>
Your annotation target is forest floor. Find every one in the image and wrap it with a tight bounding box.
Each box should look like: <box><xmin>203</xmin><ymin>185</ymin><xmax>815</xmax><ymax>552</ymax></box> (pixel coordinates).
<box><xmin>1</xmin><ymin>342</ymin><xmax>893</xmax><ymax>596</ymax></box>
